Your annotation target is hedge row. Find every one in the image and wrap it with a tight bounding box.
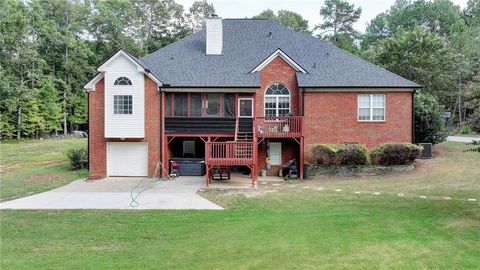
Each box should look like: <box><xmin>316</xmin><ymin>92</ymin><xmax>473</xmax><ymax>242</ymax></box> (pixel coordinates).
<box><xmin>312</xmin><ymin>143</ymin><xmax>422</xmax><ymax>166</ymax></box>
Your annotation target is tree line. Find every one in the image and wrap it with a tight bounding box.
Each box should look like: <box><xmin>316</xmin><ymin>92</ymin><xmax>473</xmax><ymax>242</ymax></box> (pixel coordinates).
<box><xmin>1</xmin><ymin>0</ymin><xmax>479</xmax><ymax>139</ymax></box>
<box><xmin>0</xmin><ymin>0</ymin><xmax>215</xmax><ymax>139</ymax></box>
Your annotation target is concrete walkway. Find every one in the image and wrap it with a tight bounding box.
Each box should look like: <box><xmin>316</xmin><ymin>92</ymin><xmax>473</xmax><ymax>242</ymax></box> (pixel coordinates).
<box><xmin>0</xmin><ymin>177</ymin><xmax>223</xmax><ymax>210</ymax></box>
<box><xmin>447</xmin><ymin>136</ymin><xmax>480</xmax><ymax>143</ymax></box>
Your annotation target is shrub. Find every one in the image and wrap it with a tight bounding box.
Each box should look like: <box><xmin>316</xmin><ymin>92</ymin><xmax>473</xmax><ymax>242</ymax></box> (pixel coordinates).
<box><xmin>337</xmin><ymin>144</ymin><xmax>370</xmax><ymax>165</ymax></box>
<box><xmin>312</xmin><ymin>144</ymin><xmax>340</xmax><ymax>165</ymax></box>
<box><xmin>370</xmin><ymin>143</ymin><xmax>422</xmax><ymax>165</ymax></box>
<box><xmin>414</xmin><ymin>93</ymin><xmax>448</xmax><ymax>144</ymax></box>
<box><xmin>313</xmin><ymin>144</ymin><xmax>370</xmax><ymax>165</ymax></box>
<box><xmin>66</xmin><ymin>146</ymin><xmax>88</xmax><ymax>170</ymax></box>
<box><xmin>458</xmin><ymin>124</ymin><xmax>472</xmax><ymax>135</ymax></box>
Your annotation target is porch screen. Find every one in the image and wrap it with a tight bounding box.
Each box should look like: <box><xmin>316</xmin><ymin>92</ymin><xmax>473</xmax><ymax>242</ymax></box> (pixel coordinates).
<box><xmin>205</xmin><ymin>93</ymin><xmax>220</xmax><ymax>116</ymax></box>
<box><xmin>174</xmin><ymin>93</ymin><xmax>188</xmax><ymax>116</ymax></box>
<box><xmin>165</xmin><ymin>93</ymin><xmax>172</xmax><ymax>116</ymax></box>
<box><xmin>190</xmin><ymin>93</ymin><xmax>202</xmax><ymax>117</ymax></box>
<box><xmin>223</xmin><ymin>93</ymin><xmax>235</xmax><ymax>118</ymax></box>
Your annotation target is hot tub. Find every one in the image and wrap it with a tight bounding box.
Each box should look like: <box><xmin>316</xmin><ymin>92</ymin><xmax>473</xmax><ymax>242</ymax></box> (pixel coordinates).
<box><xmin>169</xmin><ymin>158</ymin><xmax>205</xmax><ymax>176</ymax></box>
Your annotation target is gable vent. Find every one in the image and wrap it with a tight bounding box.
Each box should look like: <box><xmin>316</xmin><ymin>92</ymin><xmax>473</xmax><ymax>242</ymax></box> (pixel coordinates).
<box><xmin>206</xmin><ymin>15</ymin><xmax>222</xmax><ymax>55</ymax></box>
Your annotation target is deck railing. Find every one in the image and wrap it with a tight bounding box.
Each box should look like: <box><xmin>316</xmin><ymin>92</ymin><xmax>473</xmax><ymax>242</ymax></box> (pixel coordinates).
<box><xmin>255</xmin><ymin>116</ymin><xmax>303</xmax><ymax>138</ymax></box>
<box><xmin>205</xmin><ymin>141</ymin><xmax>254</xmax><ymax>166</ymax></box>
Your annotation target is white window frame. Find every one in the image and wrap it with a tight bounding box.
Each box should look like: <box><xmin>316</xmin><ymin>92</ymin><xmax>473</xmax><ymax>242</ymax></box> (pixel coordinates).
<box><xmin>238</xmin><ymin>98</ymin><xmax>254</xmax><ymax>118</ymax></box>
<box><xmin>113</xmin><ymin>76</ymin><xmax>132</xmax><ymax>86</ymax></box>
<box><xmin>357</xmin><ymin>94</ymin><xmax>386</xmax><ymax>122</ymax></box>
<box><xmin>264</xmin><ymin>83</ymin><xmax>291</xmax><ymax>117</ymax></box>
<box><xmin>113</xmin><ymin>95</ymin><xmax>133</xmax><ymax>115</ymax></box>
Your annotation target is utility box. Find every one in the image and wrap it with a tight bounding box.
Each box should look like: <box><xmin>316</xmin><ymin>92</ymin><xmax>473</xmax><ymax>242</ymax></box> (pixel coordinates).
<box><xmin>419</xmin><ymin>143</ymin><xmax>433</xmax><ymax>159</ymax></box>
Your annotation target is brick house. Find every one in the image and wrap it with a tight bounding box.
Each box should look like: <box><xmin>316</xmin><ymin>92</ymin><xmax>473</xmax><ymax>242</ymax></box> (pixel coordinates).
<box><xmin>84</xmin><ymin>17</ymin><xmax>420</xmax><ymax>185</ymax></box>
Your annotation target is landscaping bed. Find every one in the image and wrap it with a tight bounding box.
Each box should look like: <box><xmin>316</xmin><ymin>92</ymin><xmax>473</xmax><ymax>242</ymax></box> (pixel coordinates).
<box><xmin>304</xmin><ymin>164</ymin><xmax>414</xmax><ymax>178</ymax></box>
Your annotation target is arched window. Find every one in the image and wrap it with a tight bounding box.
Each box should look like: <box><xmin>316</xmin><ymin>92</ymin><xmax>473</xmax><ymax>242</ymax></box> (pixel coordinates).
<box><xmin>114</xmin><ymin>77</ymin><xmax>132</xmax><ymax>85</ymax></box>
<box><xmin>264</xmin><ymin>83</ymin><xmax>290</xmax><ymax>117</ymax></box>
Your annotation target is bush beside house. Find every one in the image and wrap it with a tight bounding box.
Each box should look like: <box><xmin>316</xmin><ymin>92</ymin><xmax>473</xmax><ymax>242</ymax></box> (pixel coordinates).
<box><xmin>312</xmin><ymin>144</ymin><xmax>370</xmax><ymax>165</ymax></box>
<box><xmin>370</xmin><ymin>143</ymin><xmax>422</xmax><ymax>165</ymax></box>
<box><xmin>66</xmin><ymin>146</ymin><xmax>88</xmax><ymax>170</ymax></box>
<box><xmin>414</xmin><ymin>93</ymin><xmax>448</xmax><ymax>144</ymax></box>
<box><xmin>306</xmin><ymin>143</ymin><xmax>421</xmax><ymax>178</ymax></box>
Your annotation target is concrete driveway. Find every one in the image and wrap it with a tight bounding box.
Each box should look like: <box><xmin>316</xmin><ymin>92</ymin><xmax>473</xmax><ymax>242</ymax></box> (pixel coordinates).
<box><xmin>0</xmin><ymin>177</ymin><xmax>222</xmax><ymax>210</ymax></box>
<box><xmin>447</xmin><ymin>136</ymin><xmax>480</xmax><ymax>143</ymax></box>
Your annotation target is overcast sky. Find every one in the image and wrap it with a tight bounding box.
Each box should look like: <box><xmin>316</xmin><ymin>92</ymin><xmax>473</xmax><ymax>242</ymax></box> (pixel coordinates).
<box><xmin>177</xmin><ymin>0</ymin><xmax>470</xmax><ymax>33</ymax></box>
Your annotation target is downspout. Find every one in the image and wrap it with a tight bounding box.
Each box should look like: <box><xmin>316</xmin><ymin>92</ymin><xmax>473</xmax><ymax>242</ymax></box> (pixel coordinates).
<box><xmin>412</xmin><ymin>89</ymin><xmax>416</xmax><ymax>144</ymax></box>
<box><xmin>87</xmin><ymin>92</ymin><xmax>90</xmax><ymax>171</ymax></box>
<box><xmin>301</xmin><ymin>88</ymin><xmax>305</xmax><ymax>116</ymax></box>
<box><xmin>159</xmin><ymin>85</ymin><xmax>163</xmax><ymax>174</ymax></box>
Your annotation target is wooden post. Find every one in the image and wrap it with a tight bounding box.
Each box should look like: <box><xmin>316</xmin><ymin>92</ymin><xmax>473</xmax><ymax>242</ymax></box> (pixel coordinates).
<box><xmin>299</xmin><ymin>137</ymin><xmax>304</xmax><ymax>179</ymax></box>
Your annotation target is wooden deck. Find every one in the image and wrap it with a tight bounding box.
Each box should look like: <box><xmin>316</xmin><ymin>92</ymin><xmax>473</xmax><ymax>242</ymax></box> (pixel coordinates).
<box><xmin>255</xmin><ymin>116</ymin><xmax>303</xmax><ymax>138</ymax></box>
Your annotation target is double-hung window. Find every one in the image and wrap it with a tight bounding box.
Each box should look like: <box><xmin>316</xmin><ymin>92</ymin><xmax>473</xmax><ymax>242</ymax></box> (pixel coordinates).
<box><xmin>113</xmin><ymin>95</ymin><xmax>133</xmax><ymax>114</ymax></box>
<box><xmin>264</xmin><ymin>83</ymin><xmax>290</xmax><ymax>117</ymax></box>
<box><xmin>358</xmin><ymin>94</ymin><xmax>385</xmax><ymax>121</ymax></box>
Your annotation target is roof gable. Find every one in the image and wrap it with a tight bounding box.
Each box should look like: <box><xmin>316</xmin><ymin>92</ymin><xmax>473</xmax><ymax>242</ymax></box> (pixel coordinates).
<box><xmin>250</xmin><ymin>49</ymin><xmax>307</xmax><ymax>73</ymax></box>
<box><xmin>85</xmin><ymin>50</ymin><xmax>163</xmax><ymax>91</ymax></box>
<box><xmin>98</xmin><ymin>50</ymin><xmax>144</xmax><ymax>72</ymax></box>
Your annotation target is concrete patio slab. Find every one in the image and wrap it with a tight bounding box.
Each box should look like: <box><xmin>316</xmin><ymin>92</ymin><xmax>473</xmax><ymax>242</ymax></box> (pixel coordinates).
<box><xmin>0</xmin><ymin>177</ymin><xmax>223</xmax><ymax>210</ymax></box>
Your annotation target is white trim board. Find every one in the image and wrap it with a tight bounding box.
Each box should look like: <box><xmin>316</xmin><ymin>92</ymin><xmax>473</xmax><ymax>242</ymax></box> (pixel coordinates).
<box><xmin>250</xmin><ymin>49</ymin><xmax>307</xmax><ymax>73</ymax></box>
<box><xmin>84</xmin><ymin>50</ymin><xmax>163</xmax><ymax>91</ymax></box>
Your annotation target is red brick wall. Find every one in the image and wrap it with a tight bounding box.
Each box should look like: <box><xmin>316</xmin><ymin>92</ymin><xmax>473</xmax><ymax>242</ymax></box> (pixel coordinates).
<box><xmin>303</xmin><ymin>91</ymin><xmax>413</xmax><ymax>162</ymax></box>
<box><xmin>88</xmin><ymin>76</ymin><xmax>161</xmax><ymax>178</ymax></box>
<box><xmin>256</xmin><ymin>57</ymin><xmax>300</xmax><ymax>117</ymax></box>
<box><xmin>144</xmin><ymin>75</ymin><xmax>162</xmax><ymax>176</ymax></box>
<box><xmin>88</xmin><ymin>78</ymin><xmax>107</xmax><ymax>177</ymax></box>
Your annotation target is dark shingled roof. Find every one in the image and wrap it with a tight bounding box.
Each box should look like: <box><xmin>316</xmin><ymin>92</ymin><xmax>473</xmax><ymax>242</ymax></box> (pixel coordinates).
<box><xmin>141</xmin><ymin>19</ymin><xmax>420</xmax><ymax>88</ymax></box>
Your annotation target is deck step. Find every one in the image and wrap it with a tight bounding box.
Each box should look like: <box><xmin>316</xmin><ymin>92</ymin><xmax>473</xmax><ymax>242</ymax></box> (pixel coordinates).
<box><xmin>211</xmin><ymin>165</ymin><xmax>230</xmax><ymax>180</ymax></box>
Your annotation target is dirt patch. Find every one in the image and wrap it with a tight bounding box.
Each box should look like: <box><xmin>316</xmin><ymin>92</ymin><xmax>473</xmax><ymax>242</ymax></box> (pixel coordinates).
<box><xmin>26</xmin><ymin>174</ymin><xmax>64</xmax><ymax>183</ymax></box>
<box><xmin>86</xmin><ymin>175</ymin><xmax>104</xmax><ymax>181</ymax></box>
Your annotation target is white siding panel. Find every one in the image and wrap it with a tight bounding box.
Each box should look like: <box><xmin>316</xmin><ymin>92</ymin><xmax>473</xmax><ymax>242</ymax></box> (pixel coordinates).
<box><xmin>107</xmin><ymin>143</ymin><xmax>148</xmax><ymax>176</ymax></box>
<box><xmin>206</xmin><ymin>18</ymin><xmax>222</xmax><ymax>55</ymax></box>
<box><xmin>104</xmin><ymin>54</ymin><xmax>144</xmax><ymax>138</ymax></box>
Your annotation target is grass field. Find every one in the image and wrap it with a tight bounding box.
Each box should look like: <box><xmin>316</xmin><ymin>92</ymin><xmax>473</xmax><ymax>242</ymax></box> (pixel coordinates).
<box><xmin>0</xmin><ymin>141</ymin><xmax>479</xmax><ymax>269</ymax></box>
<box><xmin>0</xmin><ymin>138</ymin><xmax>88</xmax><ymax>201</ymax></box>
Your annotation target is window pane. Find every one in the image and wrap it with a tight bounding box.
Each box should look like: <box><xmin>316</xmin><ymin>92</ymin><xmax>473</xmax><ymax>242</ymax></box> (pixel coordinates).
<box><xmin>174</xmin><ymin>93</ymin><xmax>188</xmax><ymax>117</ymax></box>
<box><xmin>265</xmin><ymin>109</ymin><xmax>276</xmax><ymax>117</ymax></box>
<box><xmin>359</xmin><ymin>108</ymin><xmax>370</xmax><ymax>120</ymax></box>
<box><xmin>223</xmin><ymin>93</ymin><xmax>235</xmax><ymax>118</ymax></box>
<box><xmin>265</xmin><ymin>96</ymin><xmax>276</xmax><ymax>109</ymax></box>
<box><xmin>205</xmin><ymin>93</ymin><xmax>220</xmax><ymax>116</ymax></box>
<box><xmin>278</xmin><ymin>97</ymin><xmax>290</xmax><ymax>109</ymax></box>
<box><xmin>165</xmin><ymin>93</ymin><xmax>172</xmax><ymax>116</ymax></box>
<box><xmin>358</xmin><ymin>95</ymin><xmax>370</xmax><ymax>108</ymax></box>
<box><xmin>239</xmin><ymin>99</ymin><xmax>253</xmax><ymax>117</ymax></box>
<box><xmin>114</xmin><ymin>95</ymin><xmax>132</xmax><ymax>114</ymax></box>
<box><xmin>279</xmin><ymin>109</ymin><xmax>289</xmax><ymax>116</ymax></box>
<box><xmin>372</xmin><ymin>95</ymin><xmax>385</xmax><ymax>108</ymax></box>
<box><xmin>190</xmin><ymin>93</ymin><xmax>202</xmax><ymax>117</ymax></box>
<box><xmin>373</xmin><ymin>108</ymin><xmax>385</xmax><ymax>120</ymax></box>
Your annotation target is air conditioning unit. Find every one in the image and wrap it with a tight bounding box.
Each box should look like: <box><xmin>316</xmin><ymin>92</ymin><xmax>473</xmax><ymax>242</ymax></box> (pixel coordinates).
<box><xmin>419</xmin><ymin>143</ymin><xmax>432</xmax><ymax>159</ymax></box>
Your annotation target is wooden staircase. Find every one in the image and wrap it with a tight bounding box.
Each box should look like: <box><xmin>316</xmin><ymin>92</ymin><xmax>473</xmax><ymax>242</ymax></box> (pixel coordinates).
<box><xmin>205</xmin><ymin>117</ymin><xmax>257</xmax><ymax>186</ymax></box>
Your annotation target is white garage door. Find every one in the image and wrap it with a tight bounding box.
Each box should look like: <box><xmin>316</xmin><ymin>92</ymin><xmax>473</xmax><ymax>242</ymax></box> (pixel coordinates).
<box><xmin>108</xmin><ymin>143</ymin><xmax>148</xmax><ymax>176</ymax></box>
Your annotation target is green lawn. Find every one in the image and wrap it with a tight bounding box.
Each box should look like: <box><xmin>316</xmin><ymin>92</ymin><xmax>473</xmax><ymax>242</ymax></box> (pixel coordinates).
<box><xmin>0</xmin><ymin>142</ymin><xmax>479</xmax><ymax>269</ymax></box>
<box><xmin>0</xmin><ymin>138</ymin><xmax>88</xmax><ymax>201</ymax></box>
